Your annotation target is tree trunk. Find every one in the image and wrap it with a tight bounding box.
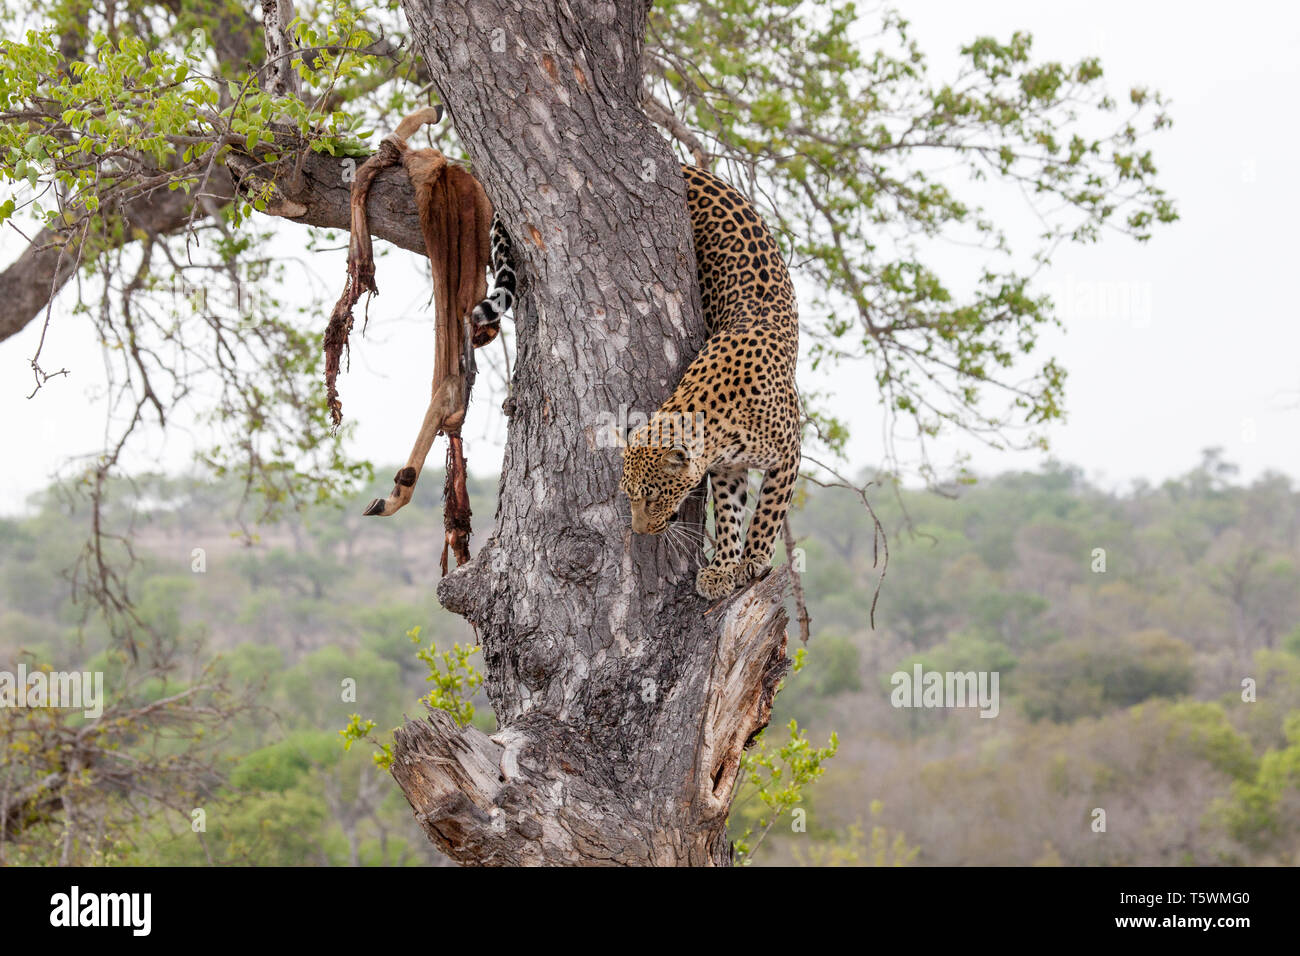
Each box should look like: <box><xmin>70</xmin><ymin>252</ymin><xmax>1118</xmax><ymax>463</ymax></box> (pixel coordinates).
<box><xmin>387</xmin><ymin>0</ymin><xmax>791</xmax><ymax>865</ymax></box>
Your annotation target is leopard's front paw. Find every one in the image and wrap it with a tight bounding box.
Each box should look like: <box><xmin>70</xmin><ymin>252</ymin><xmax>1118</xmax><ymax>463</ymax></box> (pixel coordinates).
<box><xmin>696</xmin><ymin>562</ymin><xmax>739</xmax><ymax>600</ymax></box>
<box><xmin>736</xmin><ymin>555</ymin><xmax>771</xmax><ymax>585</ymax></box>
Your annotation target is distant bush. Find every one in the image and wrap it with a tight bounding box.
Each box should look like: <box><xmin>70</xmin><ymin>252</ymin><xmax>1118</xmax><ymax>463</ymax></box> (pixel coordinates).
<box><xmin>1215</xmin><ymin>711</ymin><xmax>1300</xmax><ymax>855</ymax></box>
<box><xmin>889</xmin><ymin>630</ymin><xmax>1018</xmax><ymax>688</ymax></box>
<box><xmin>804</xmin><ymin>632</ymin><xmax>862</xmax><ymax>697</ymax></box>
<box><xmin>1017</xmin><ymin>629</ymin><xmax>1194</xmax><ymax>723</ymax></box>
<box><xmin>231</xmin><ymin>731</ymin><xmax>339</xmax><ymax>792</ymax></box>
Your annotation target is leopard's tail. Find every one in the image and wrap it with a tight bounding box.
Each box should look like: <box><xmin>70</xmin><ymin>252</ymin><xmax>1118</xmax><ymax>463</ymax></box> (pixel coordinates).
<box><xmin>470</xmin><ymin>212</ymin><xmax>516</xmax><ymax>347</ymax></box>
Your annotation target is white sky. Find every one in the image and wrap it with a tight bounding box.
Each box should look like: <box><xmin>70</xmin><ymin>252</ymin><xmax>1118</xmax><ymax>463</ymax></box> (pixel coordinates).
<box><xmin>1</xmin><ymin>0</ymin><xmax>1298</xmax><ymax>515</ymax></box>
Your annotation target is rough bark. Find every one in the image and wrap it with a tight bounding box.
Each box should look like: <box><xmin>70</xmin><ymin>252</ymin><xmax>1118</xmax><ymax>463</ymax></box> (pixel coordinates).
<box><xmin>386</xmin><ymin>0</ymin><xmax>792</xmax><ymax>866</ymax></box>
<box><xmin>260</xmin><ymin>0</ymin><xmax>301</xmax><ymax>99</ymax></box>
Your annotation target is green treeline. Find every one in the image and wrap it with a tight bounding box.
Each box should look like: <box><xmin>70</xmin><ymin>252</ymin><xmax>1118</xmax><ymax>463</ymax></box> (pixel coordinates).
<box><xmin>2</xmin><ymin>450</ymin><xmax>1298</xmax><ymax>865</ymax></box>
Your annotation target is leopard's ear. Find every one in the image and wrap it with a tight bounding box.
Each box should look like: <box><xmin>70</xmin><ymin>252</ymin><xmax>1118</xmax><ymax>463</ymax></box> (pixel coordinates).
<box><xmin>663</xmin><ymin>445</ymin><xmax>690</xmax><ymax>473</ymax></box>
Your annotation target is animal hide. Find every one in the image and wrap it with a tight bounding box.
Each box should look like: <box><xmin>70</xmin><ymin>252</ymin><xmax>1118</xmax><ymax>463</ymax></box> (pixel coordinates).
<box><xmin>324</xmin><ymin>106</ymin><xmax>494</xmax><ymax>570</ymax></box>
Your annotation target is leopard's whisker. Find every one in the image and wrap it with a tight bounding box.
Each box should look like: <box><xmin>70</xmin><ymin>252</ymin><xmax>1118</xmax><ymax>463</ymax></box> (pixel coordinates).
<box><xmin>662</xmin><ymin>524</ymin><xmax>691</xmax><ymax>557</ymax></box>
<box><xmin>666</xmin><ymin>534</ymin><xmax>703</xmax><ymax>571</ymax></box>
<box><xmin>663</xmin><ymin>528</ymin><xmax>694</xmax><ymax>564</ymax></box>
<box><xmin>668</xmin><ymin>522</ymin><xmax>707</xmax><ymax>544</ymax></box>
<box><xmin>670</xmin><ymin>519</ymin><xmax>706</xmax><ymax>543</ymax></box>
<box><xmin>671</xmin><ymin>524</ymin><xmax>712</xmax><ymax>566</ymax></box>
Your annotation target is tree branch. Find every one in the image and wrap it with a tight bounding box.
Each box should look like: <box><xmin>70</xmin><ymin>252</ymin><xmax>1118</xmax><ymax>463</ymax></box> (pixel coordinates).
<box><xmin>0</xmin><ymin>147</ymin><xmax>431</xmax><ymax>346</ymax></box>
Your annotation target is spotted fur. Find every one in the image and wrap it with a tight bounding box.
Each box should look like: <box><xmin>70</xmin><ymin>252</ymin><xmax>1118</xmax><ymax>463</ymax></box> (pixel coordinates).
<box><xmin>473</xmin><ymin>165</ymin><xmax>800</xmax><ymax>600</ymax></box>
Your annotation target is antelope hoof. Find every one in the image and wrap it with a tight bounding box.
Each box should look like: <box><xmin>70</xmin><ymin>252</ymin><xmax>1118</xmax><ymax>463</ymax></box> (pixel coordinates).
<box><xmin>363</xmin><ymin>498</ymin><xmax>387</xmax><ymax>517</ymax></box>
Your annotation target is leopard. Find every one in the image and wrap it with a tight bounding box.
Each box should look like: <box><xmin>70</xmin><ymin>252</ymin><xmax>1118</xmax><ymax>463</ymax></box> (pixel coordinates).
<box><xmin>472</xmin><ymin>164</ymin><xmax>800</xmax><ymax>600</ymax></box>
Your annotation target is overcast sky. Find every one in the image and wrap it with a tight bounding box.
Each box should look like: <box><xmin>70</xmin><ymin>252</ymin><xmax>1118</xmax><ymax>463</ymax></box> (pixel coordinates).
<box><xmin>2</xmin><ymin>0</ymin><xmax>1297</xmax><ymax>514</ymax></box>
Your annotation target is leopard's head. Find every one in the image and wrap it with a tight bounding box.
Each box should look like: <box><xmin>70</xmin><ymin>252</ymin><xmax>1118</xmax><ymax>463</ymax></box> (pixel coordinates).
<box><xmin>619</xmin><ymin>427</ymin><xmax>704</xmax><ymax>535</ymax></box>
